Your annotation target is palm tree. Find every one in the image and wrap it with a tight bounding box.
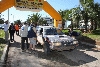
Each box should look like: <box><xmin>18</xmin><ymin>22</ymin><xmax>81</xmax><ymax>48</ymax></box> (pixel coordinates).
<box><xmin>27</xmin><ymin>13</ymin><xmax>41</xmax><ymax>26</ymax></box>
<box><xmin>68</xmin><ymin>9</ymin><xmax>74</xmax><ymax>30</ymax></box>
<box><xmin>79</xmin><ymin>0</ymin><xmax>94</xmax><ymax>32</ymax></box>
<box><xmin>70</xmin><ymin>6</ymin><xmax>81</xmax><ymax>29</ymax></box>
<box><xmin>58</xmin><ymin>9</ymin><xmax>67</xmax><ymax>29</ymax></box>
<box><xmin>38</xmin><ymin>18</ymin><xmax>47</xmax><ymax>25</ymax></box>
<box><xmin>0</xmin><ymin>19</ymin><xmax>4</xmax><ymax>24</ymax></box>
<box><xmin>14</xmin><ymin>20</ymin><xmax>21</xmax><ymax>25</ymax></box>
<box><xmin>38</xmin><ymin>18</ymin><xmax>44</xmax><ymax>25</ymax></box>
<box><xmin>68</xmin><ymin>7</ymin><xmax>81</xmax><ymax>30</ymax></box>
<box><xmin>64</xmin><ymin>9</ymin><xmax>72</xmax><ymax>28</ymax></box>
<box><xmin>92</xmin><ymin>3</ymin><xmax>100</xmax><ymax>30</ymax></box>
<box><xmin>85</xmin><ymin>1</ymin><xmax>100</xmax><ymax>30</ymax></box>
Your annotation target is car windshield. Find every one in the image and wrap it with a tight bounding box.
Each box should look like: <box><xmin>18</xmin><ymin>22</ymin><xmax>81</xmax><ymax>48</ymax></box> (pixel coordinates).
<box><xmin>44</xmin><ymin>27</ymin><xmax>63</xmax><ymax>35</ymax></box>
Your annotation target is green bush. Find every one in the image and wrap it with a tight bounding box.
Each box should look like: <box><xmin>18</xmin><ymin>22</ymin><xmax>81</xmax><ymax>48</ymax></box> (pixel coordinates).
<box><xmin>0</xmin><ymin>30</ymin><xmax>5</xmax><ymax>38</ymax></box>
<box><xmin>62</xmin><ymin>29</ymin><xmax>82</xmax><ymax>35</ymax></box>
<box><xmin>92</xmin><ymin>30</ymin><xmax>100</xmax><ymax>35</ymax></box>
<box><xmin>0</xmin><ymin>30</ymin><xmax>6</xmax><ymax>59</ymax></box>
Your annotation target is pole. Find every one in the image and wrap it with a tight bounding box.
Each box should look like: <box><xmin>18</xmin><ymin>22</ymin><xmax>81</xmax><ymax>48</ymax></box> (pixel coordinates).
<box><xmin>8</xmin><ymin>8</ymin><xmax>9</xmax><ymax>22</ymax></box>
<box><xmin>0</xmin><ymin>13</ymin><xmax>1</xmax><ymax>19</ymax></box>
<box><xmin>13</xmin><ymin>15</ymin><xmax>14</xmax><ymax>23</ymax></box>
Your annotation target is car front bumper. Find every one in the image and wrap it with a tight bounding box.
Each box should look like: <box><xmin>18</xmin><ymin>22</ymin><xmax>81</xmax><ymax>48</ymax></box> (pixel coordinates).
<box><xmin>50</xmin><ymin>42</ymin><xmax>79</xmax><ymax>51</ymax></box>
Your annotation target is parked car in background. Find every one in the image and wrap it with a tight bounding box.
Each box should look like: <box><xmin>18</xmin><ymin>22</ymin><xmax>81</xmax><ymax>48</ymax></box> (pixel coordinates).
<box><xmin>36</xmin><ymin>26</ymin><xmax>79</xmax><ymax>55</ymax></box>
<box><xmin>0</xmin><ymin>24</ymin><xmax>4</xmax><ymax>29</ymax></box>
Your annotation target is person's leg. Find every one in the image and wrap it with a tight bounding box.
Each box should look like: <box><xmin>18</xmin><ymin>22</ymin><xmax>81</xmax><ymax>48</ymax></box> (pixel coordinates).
<box><xmin>29</xmin><ymin>38</ymin><xmax>32</xmax><ymax>50</ymax></box>
<box><xmin>28</xmin><ymin>38</ymin><xmax>33</xmax><ymax>53</ymax></box>
<box><xmin>32</xmin><ymin>45</ymin><xmax>35</xmax><ymax>50</ymax></box>
<box><xmin>5</xmin><ymin>31</ymin><xmax>9</xmax><ymax>41</ymax></box>
<box><xmin>21</xmin><ymin>37</ymin><xmax>25</xmax><ymax>51</ymax></box>
<box><xmin>4</xmin><ymin>31</ymin><xmax>6</xmax><ymax>41</ymax></box>
<box><xmin>29</xmin><ymin>44</ymin><xmax>33</xmax><ymax>50</ymax></box>
<box><xmin>12</xmin><ymin>33</ymin><xmax>14</xmax><ymax>41</ymax></box>
<box><xmin>7</xmin><ymin>31</ymin><xmax>9</xmax><ymax>41</ymax></box>
<box><xmin>25</xmin><ymin>37</ymin><xmax>29</xmax><ymax>49</ymax></box>
<box><xmin>10</xmin><ymin>33</ymin><xmax>12</xmax><ymax>41</ymax></box>
<box><xmin>32</xmin><ymin>37</ymin><xmax>36</xmax><ymax>50</ymax></box>
<box><xmin>15</xmin><ymin>30</ymin><xmax>17</xmax><ymax>35</ymax></box>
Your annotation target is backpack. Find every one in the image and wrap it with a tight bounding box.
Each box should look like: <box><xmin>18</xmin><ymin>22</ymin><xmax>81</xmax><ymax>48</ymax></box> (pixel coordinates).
<box><xmin>27</xmin><ymin>26</ymin><xmax>36</xmax><ymax>38</ymax></box>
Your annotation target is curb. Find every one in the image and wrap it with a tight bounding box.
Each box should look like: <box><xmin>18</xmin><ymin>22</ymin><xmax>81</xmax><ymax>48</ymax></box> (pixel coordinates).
<box><xmin>81</xmin><ymin>41</ymin><xmax>100</xmax><ymax>48</ymax></box>
<box><xmin>0</xmin><ymin>41</ymin><xmax>10</xmax><ymax>67</ymax></box>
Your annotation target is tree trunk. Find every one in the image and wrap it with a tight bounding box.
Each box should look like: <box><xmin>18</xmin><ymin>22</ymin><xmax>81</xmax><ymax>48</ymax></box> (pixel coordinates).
<box><xmin>91</xmin><ymin>19</ymin><xmax>93</xmax><ymax>30</ymax></box>
<box><xmin>94</xmin><ymin>21</ymin><xmax>97</xmax><ymax>30</ymax></box>
<box><xmin>62</xmin><ymin>21</ymin><xmax>65</xmax><ymax>29</ymax></box>
<box><xmin>85</xmin><ymin>12</ymin><xmax>88</xmax><ymax>33</ymax></box>
<box><xmin>77</xmin><ymin>21</ymin><xmax>79</xmax><ymax>29</ymax></box>
<box><xmin>71</xmin><ymin>20</ymin><xmax>73</xmax><ymax>31</ymax></box>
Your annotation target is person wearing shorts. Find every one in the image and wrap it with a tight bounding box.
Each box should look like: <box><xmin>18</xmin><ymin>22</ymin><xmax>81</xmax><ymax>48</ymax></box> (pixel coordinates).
<box><xmin>29</xmin><ymin>37</ymin><xmax>36</xmax><ymax>50</ymax></box>
<box><xmin>27</xmin><ymin>23</ymin><xmax>37</xmax><ymax>53</ymax></box>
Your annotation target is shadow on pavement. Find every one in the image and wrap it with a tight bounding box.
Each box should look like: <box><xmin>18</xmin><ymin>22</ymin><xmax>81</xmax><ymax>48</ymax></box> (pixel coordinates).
<box><xmin>35</xmin><ymin>44</ymin><xmax>98</xmax><ymax>66</ymax></box>
<box><xmin>79</xmin><ymin>44</ymin><xmax>100</xmax><ymax>52</ymax></box>
<box><xmin>7</xmin><ymin>41</ymin><xmax>98</xmax><ymax>67</ymax></box>
<box><xmin>76</xmin><ymin>35</ymin><xmax>96</xmax><ymax>45</ymax></box>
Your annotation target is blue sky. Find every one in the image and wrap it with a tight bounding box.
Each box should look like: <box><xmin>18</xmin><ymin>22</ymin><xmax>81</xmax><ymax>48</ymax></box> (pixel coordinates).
<box><xmin>0</xmin><ymin>0</ymin><xmax>100</xmax><ymax>24</ymax></box>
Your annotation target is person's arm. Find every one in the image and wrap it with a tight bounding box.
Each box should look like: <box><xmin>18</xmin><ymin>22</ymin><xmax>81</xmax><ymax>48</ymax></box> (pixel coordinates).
<box><xmin>20</xmin><ymin>26</ymin><xmax>23</xmax><ymax>36</ymax></box>
<box><xmin>33</xmin><ymin>27</ymin><xmax>36</xmax><ymax>33</ymax></box>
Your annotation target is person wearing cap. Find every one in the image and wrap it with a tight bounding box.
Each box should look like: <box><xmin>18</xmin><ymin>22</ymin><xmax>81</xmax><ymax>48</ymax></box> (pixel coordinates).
<box><xmin>20</xmin><ymin>22</ymin><xmax>29</xmax><ymax>52</ymax></box>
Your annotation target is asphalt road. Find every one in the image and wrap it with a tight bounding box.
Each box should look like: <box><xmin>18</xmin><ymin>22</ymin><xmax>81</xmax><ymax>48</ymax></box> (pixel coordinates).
<box><xmin>6</xmin><ymin>35</ymin><xmax>100</xmax><ymax>67</ymax></box>
<box><xmin>6</xmin><ymin>43</ymin><xmax>100</xmax><ymax>67</ymax></box>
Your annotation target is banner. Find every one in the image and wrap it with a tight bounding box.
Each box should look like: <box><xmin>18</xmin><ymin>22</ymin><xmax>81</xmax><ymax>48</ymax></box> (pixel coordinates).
<box><xmin>15</xmin><ymin>0</ymin><xmax>44</xmax><ymax>12</ymax></box>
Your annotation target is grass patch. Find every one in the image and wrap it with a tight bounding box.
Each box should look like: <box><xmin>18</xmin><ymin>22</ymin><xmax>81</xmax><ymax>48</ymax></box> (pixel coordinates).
<box><xmin>83</xmin><ymin>33</ymin><xmax>100</xmax><ymax>40</ymax></box>
<box><xmin>92</xmin><ymin>30</ymin><xmax>100</xmax><ymax>35</ymax></box>
<box><xmin>0</xmin><ymin>30</ymin><xmax>5</xmax><ymax>38</ymax></box>
<box><xmin>82</xmin><ymin>30</ymin><xmax>100</xmax><ymax>41</ymax></box>
<box><xmin>0</xmin><ymin>29</ymin><xmax>6</xmax><ymax>59</ymax></box>
<box><xmin>62</xmin><ymin>29</ymin><xmax>100</xmax><ymax>41</ymax></box>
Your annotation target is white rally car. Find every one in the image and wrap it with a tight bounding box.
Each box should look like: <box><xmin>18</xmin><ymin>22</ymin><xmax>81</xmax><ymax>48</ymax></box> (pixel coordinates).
<box><xmin>36</xmin><ymin>26</ymin><xmax>79</xmax><ymax>54</ymax></box>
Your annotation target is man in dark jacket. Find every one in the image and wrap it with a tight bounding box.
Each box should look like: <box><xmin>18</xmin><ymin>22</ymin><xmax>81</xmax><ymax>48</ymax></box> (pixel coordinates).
<box><xmin>27</xmin><ymin>23</ymin><xmax>37</xmax><ymax>53</ymax></box>
<box><xmin>9</xmin><ymin>23</ymin><xmax>15</xmax><ymax>42</ymax></box>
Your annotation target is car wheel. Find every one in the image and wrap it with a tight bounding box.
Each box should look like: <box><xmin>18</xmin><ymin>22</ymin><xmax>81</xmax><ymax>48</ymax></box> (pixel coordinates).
<box><xmin>43</xmin><ymin>41</ymin><xmax>50</xmax><ymax>55</ymax></box>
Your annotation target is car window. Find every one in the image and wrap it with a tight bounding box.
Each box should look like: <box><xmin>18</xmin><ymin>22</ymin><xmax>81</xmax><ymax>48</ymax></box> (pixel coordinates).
<box><xmin>43</xmin><ymin>27</ymin><xmax>63</xmax><ymax>35</ymax></box>
<box><xmin>45</xmin><ymin>28</ymin><xmax>57</xmax><ymax>35</ymax></box>
<box><xmin>56</xmin><ymin>29</ymin><xmax>64</xmax><ymax>35</ymax></box>
<box><xmin>38</xmin><ymin>26</ymin><xmax>64</xmax><ymax>35</ymax></box>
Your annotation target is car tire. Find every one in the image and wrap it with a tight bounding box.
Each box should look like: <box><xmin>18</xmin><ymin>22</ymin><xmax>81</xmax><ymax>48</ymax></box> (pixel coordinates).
<box><xmin>43</xmin><ymin>41</ymin><xmax>50</xmax><ymax>55</ymax></box>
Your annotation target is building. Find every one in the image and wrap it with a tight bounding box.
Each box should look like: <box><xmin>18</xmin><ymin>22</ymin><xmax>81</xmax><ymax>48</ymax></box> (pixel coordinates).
<box><xmin>42</xmin><ymin>17</ymin><xmax>53</xmax><ymax>26</ymax></box>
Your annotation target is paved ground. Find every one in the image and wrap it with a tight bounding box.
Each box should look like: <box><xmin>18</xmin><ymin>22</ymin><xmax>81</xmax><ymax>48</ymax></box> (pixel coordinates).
<box><xmin>6</xmin><ymin>35</ymin><xmax>42</xmax><ymax>67</ymax></box>
<box><xmin>6</xmin><ymin>34</ymin><xmax>100</xmax><ymax>67</ymax></box>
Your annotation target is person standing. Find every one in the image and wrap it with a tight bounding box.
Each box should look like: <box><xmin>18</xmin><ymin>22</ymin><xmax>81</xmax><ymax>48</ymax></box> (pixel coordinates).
<box><xmin>27</xmin><ymin>23</ymin><xmax>37</xmax><ymax>53</ymax></box>
<box><xmin>9</xmin><ymin>23</ymin><xmax>15</xmax><ymax>42</ymax></box>
<box><xmin>15</xmin><ymin>24</ymin><xmax>20</xmax><ymax>36</ymax></box>
<box><xmin>20</xmin><ymin>22</ymin><xmax>29</xmax><ymax>52</ymax></box>
<box><xmin>3</xmin><ymin>20</ymin><xmax>9</xmax><ymax>42</ymax></box>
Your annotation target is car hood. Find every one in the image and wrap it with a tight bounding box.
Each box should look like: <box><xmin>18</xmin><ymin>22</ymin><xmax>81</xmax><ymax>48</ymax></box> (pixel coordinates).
<box><xmin>44</xmin><ymin>35</ymin><xmax>76</xmax><ymax>42</ymax></box>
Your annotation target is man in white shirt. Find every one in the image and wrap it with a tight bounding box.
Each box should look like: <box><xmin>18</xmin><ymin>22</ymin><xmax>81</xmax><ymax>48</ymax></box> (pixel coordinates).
<box><xmin>3</xmin><ymin>20</ymin><xmax>9</xmax><ymax>42</ymax></box>
<box><xmin>20</xmin><ymin>22</ymin><xmax>29</xmax><ymax>52</ymax></box>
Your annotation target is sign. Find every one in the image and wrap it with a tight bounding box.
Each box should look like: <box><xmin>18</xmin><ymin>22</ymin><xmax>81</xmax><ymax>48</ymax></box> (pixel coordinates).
<box><xmin>15</xmin><ymin>0</ymin><xmax>44</xmax><ymax>12</ymax></box>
